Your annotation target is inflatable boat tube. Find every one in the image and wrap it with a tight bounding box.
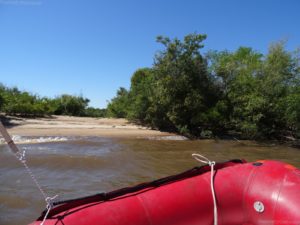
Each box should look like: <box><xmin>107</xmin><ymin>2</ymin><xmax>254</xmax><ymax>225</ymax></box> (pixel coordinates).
<box><xmin>29</xmin><ymin>160</ymin><xmax>300</xmax><ymax>225</ymax></box>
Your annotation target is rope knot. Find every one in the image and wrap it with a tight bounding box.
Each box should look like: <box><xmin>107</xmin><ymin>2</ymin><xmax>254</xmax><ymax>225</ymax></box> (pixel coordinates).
<box><xmin>41</xmin><ymin>195</ymin><xmax>59</xmax><ymax>225</ymax></box>
<box><xmin>45</xmin><ymin>195</ymin><xmax>59</xmax><ymax>209</ymax></box>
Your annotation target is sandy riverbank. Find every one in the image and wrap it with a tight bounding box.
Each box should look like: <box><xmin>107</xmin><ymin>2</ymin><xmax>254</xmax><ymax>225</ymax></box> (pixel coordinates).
<box><xmin>1</xmin><ymin>115</ymin><xmax>178</xmax><ymax>139</ymax></box>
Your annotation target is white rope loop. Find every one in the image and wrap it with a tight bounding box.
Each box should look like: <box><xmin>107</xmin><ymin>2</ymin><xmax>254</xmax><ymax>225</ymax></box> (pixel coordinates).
<box><xmin>192</xmin><ymin>153</ymin><xmax>218</xmax><ymax>225</ymax></box>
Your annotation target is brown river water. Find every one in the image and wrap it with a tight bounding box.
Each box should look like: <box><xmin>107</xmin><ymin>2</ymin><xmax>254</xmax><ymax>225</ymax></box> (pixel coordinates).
<box><xmin>1</xmin><ymin>136</ymin><xmax>300</xmax><ymax>225</ymax></box>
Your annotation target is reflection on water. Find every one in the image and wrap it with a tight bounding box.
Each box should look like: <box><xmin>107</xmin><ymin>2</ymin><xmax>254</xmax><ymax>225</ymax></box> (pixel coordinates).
<box><xmin>0</xmin><ymin>136</ymin><xmax>300</xmax><ymax>225</ymax></box>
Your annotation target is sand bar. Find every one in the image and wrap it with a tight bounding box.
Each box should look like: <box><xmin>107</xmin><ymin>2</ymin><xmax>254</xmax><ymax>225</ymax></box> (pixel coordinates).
<box><xmin>2</xmin><ymin>115</ymin><xmax>176</xmax><ymax>139</ymax></box>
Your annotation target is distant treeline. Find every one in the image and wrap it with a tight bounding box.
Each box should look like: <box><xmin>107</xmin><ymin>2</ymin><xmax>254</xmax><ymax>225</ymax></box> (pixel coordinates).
<box><xmin>107</xmin><ymin>33</ymin><xmax>300</xmax><ymax>140</ymax></box>
<box><xmin>0</xmin><ymin>85</ymin><xmax>106</xmax><ymax>117</ymax></box>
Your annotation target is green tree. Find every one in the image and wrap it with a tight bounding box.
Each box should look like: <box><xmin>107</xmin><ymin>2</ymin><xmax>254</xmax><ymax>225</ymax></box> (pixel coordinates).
<box><xmin>209</xmin><ymin>47</ymin><xmax>264</xmax><ymax>137</ymax></box>
<box><xmin>2</xmin><ymin>88</ymin><xmax>41</xmax><ymax>116</ymax></box>
<box><xmin>152</xmin><ymin>33</ymin><xmax>219</xmax><ymax>136</ymax></box>
<box><xmin>0</xmin><ymin>83</ymin><xmax>5</xmax><ymax>111</ymax></box>
<box><xmin>54</xmin><ymin>94</ymin><xmax>90</xmax><ymax>116</ymax></box>
<box><xmin>0</xmin><ymin>83</ymin><xmax>106</xmax><ymax>118</ymax></box>
<box><xmin>127</xmin><ymin>68</ymin><xmax>155</xmax><ymax>124</ymax></box>
<box><xmin>284</xmin><ymin>85</ymin><xmax>300</xmax><ymax>137</ymax></box>
<box><xmin>258</xmin><ymin>42</ymin><xmax>300</xmax><ymax>138</ymax></box>
<box><xmin>209</xmin><ymin>42</ymin><xmax>300</xmax><ymax>139</ymax></box>
<box><xmin>107</xmin><ymin>87</ymin><xmax>129</xmax><ymax>118</ymax></box>
<box><xmin>84</xmin><ymin>107</ymin><xmax>107</xmax><ymax>117</ymax></box>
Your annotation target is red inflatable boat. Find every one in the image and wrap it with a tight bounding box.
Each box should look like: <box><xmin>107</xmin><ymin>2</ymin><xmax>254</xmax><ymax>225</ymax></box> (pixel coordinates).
<box><xmin>30</xmin><ymin>159</ymin><xmax>300</xmax><ymax>225</ymax></box>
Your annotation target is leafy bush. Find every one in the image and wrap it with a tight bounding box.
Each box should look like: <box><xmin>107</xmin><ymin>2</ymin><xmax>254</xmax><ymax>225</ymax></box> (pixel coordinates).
<box><xmin>109</xmin><ymin>34</ymin><xmax>300</xmax><ymax>139</ymax></box>
<box><xmin>0</xmin><ymin>85</ymin><xmax>103</xmax><ymax>118</ymax></box>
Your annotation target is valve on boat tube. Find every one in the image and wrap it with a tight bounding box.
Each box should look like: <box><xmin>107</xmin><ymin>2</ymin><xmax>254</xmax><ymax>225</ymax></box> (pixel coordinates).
<box><xmin>243</xmin><ymin>161</ymin><xmax>300</xmax><ymax>225</ymax></box>
<box><xmin>253</xmin><ymin>201</ymin><xmax>264</xmax><ymax>213</ymax></box>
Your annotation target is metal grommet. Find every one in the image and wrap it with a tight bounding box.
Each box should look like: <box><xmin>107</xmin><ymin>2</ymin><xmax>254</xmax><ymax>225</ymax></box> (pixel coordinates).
<box><xmin>254</xmin><ymin>201</ymin><xmax>264</xmax><ymax>213</ymax></box>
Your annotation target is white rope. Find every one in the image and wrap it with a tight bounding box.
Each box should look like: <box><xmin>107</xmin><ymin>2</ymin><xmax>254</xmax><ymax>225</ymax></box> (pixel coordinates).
<box><xmin>0</xmin><ymin>122</ymin><xmax>58</xmax><ymax>225</ymax></box>
<box><xmin>192</xmin><ymin>153</ymin><xmax>218</xmax><ymax>225</ymax></box>
<box><xmin>17</xmin><ymin>150</ymin><xmax>59</xmax><ymax>225</ymax></box>
<box><xmin>18</xmin><ymin>151</ymin><xmax>47</xmax><ymax>200</ymax></box>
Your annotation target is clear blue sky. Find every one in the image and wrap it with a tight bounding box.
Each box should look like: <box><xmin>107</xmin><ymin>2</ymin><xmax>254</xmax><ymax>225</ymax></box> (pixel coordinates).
<box><xmin>0</xmin><ymin>0</ymin><xmax>299</xmax><ymax>108</ymax></box>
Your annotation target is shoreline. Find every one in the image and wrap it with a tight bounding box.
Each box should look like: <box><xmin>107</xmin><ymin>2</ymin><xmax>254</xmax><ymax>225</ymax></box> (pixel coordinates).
<box><xmin>1</xmin><ymin>115</ymin><xmax>177</xmax><ymax>139</ymax></box>
<box><xmin>1</xmin><ymin>115</ymin><xmax>299</xmax><ymax>147</ymax></box>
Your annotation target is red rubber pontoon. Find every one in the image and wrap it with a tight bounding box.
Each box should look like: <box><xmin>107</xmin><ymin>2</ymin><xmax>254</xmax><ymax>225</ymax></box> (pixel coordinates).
<box><xmin>30</xmin><ymin>159</ymin><xmax>300</xmax><ymax>225</ymax></box>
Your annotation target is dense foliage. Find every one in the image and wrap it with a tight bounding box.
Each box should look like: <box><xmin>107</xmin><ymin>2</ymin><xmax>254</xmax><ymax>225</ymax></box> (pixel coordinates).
<box><xmin>107</xmin><ymin>34</ymin><xmax>300</xmax><ymax>139</ymax></box>
<box><xmin>0</xmin><ymin>84</ymin><xmax>106</xmax><ymax>117</ymax></box>
<box><xmin>106</xmin><ymin>87</ymin><xmax>129</xmax><ymax>118</ymax></box>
